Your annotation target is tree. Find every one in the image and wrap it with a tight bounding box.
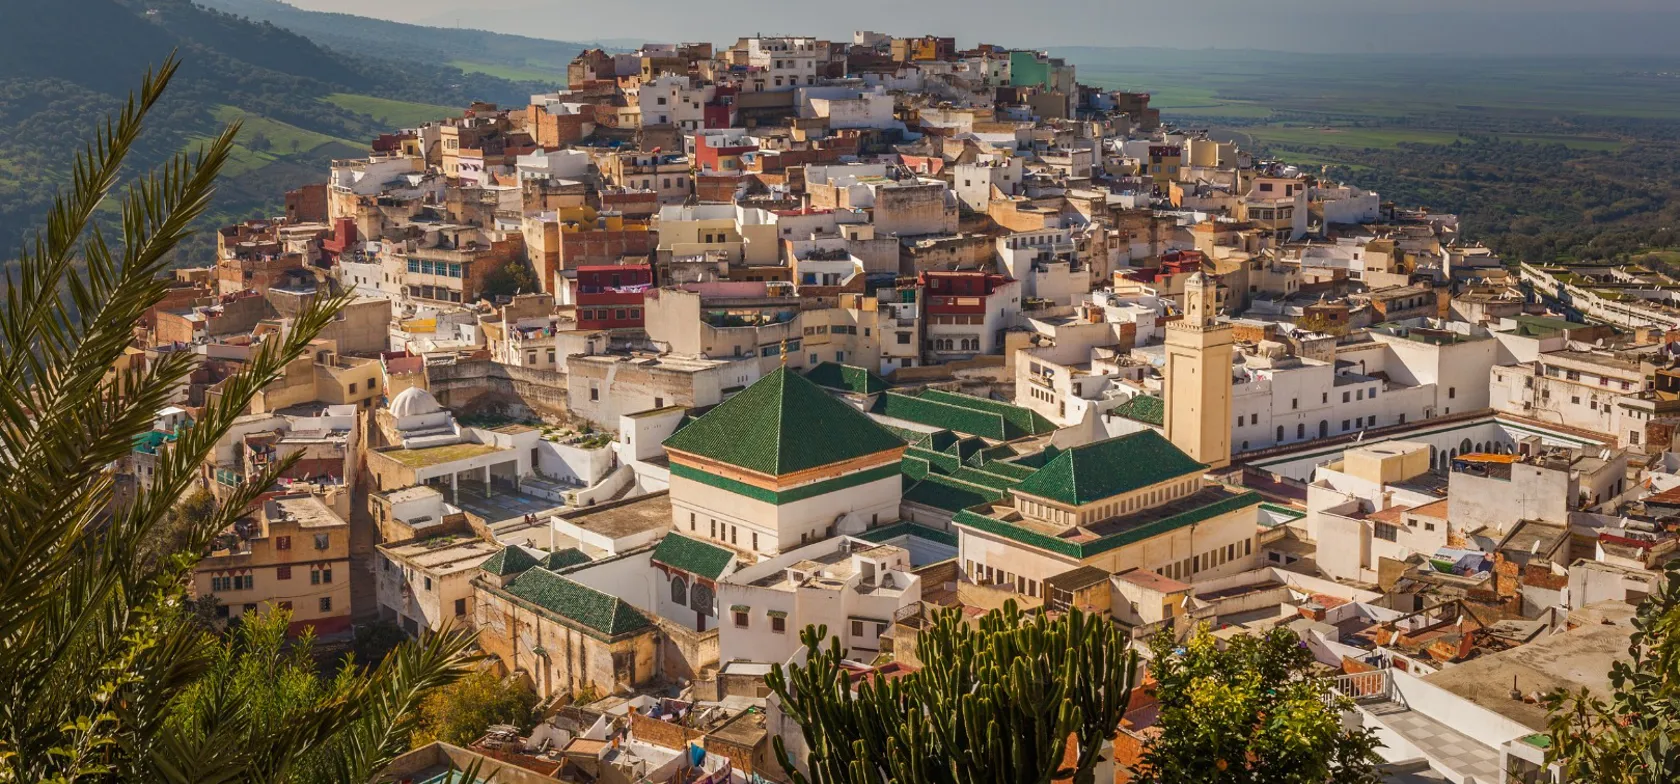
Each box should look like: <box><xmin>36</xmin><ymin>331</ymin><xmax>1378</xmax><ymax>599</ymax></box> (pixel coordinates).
<box><xmin>1544</xmin><ymin>560</ymin><xmax>1680</xmax><ymax>783</ymax></box>
<box><xmin>0</xmin><ymin>58</ymin><xmax>477</xmax><ymax>782</ymax></box>
<box><xmin>1140</xmin><ymin>625</ymin><xmax>1383</xmax><ymax>784</ymax></box>
<box><xmin>766</xmin><ymin>601</ymin><xmax>1138</xmax><ymax>784</ymax></box>
<box><xmin>411</xmin><ymin>668</ymin><xmax>538</xmax><ymax>748</ymax></box>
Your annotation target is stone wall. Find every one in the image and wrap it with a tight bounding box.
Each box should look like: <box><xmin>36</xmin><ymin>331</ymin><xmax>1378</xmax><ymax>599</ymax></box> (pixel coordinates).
<box><xmin>427</xmin><ymin>359</ymin><xmax>573</xmax><ymax>423</ymax></box>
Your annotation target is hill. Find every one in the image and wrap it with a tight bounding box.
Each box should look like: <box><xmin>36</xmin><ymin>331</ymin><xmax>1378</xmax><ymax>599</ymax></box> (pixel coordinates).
<box><xmin>0</xmin><ymin>0</ymin><xmax>559</xmax><ymax>263</ymax></box>
<box><xmin>197</xmin><ymin>0</ymin><xmax>610</xmax><ymax>83</ymax></box>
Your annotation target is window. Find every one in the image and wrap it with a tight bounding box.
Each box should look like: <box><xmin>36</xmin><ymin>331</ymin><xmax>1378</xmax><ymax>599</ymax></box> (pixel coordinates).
<box><xmin>1342</xmin><ymin>420</ymin><xmax>1351</xmax><ymax>431</ymax></box>
<box><xmin>850</xmin><ymin>620</ymin><xmax>864</xmax><ymax>637</ymax></box>
<box><xmin>771</xmin><ymin>615</ymin><xmax>786</xmax><ymax>633</ymax></box>
<box><xmin>752</xmin><ymin>532</ymin><xmax>759</xmax><ymax>550</ymax></box>
<box><xmin>349</xmin><ymin>383</ymin><xmax>358</xmax><ymax>394</ymax></box>
<box><xmin>1356</xmin><ymin>389</ymin><xmax>1363</xmax><ymax>401</ymax></box>
<box><xmin>1297</xmin><ymin>424</ymin><xmax>1305</xmax><ymax>439</ymax></box>
<box><xmin>591</xmin><ymin>387</ymin><xmax>600</xmax><ymax>402</ymax></box>
<box><xmin>423</xmin><ymin>576</ymin><xmax>432</xmax><ymax>591</ymax></box>
<box><xmin>276</xmin><ymin>536</ymin><xmax>291</xmax><ymax>551</ymax></box>
<box><xmin>1374</xmin><ymin>523</ymin><xmax>1399</xmax><ymax>542</ymax></box>
<box><xmin>1424</xmin><ymin>522</ymin><xmax>1437</xmax><ymax>532</ymax></box>
<box><xmin>1448</xmin><ymin>387</ymin><xmax>1456</xmax><ymax>399</ymax></box>
<box><xmin>897</xmin><ymin>332</ymin><xmax>910</xmax><ymax>344</ymax></box>
<box><xmin>314</xmin><ymin>534</ymin><xmax>330</xmax><ymax>550</ymax></box>
<box><xmin>734</xmin><ymin>611</ymin><xmax>749</xmax><ymax>628</ymax></box>
<box><xmin>277</xmin><ymin>600</ymin><xmax>292</xmax><ymax>611</ymax></box>
<box><xmin>276</xmin><ymin>566</ymin><xmax>292</xmax><ymax>580</ymax></box>
<box><xmin>368</xmin><ymin>377</ymin><xmax>377</xmax><ymax>390</ymax></box>
<box><xmin>1291</xmin><ymin>398</ymin><xmax>1298</xmax><ymax>409</ymax></box>
<box><xmin>1343</xmin><ymin>391</ymin><xmax>1351</xmax><ymax>403</ymax></box>
<box><xmin>319</xmin><ymin>597</ymin><xmax>332</xmax><ymax>613</ymax></box>
<box><xmin>454</xmin><ymin>598</ymin><xmax>467</xmax><ymax>615</ymax></box>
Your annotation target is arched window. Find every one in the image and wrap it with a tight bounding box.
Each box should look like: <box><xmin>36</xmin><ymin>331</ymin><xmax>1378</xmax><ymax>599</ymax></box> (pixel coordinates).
<box><xmin>670</xmin><ymin>575</ymin><xmax>688</xmax><ymax>606</ymax></box>
<box><xmin>1319</xmin><ymin>421</ymin><xmax>1329</xmax><ymax>439</ymax></box>
<box><xmin>1276</xmin><ymin>425</ymin><xmax>1285</xmax><ymax>443</ymax></box>
<box><xmin>1460</xmin><ymin>438</ymin><xmax>1473</xmax><ymax>454</ymax></box>
<box><xmin>1297</xmin><ymin>423</ymin><xmax>1305</xmax><ymax>439</ymax></box>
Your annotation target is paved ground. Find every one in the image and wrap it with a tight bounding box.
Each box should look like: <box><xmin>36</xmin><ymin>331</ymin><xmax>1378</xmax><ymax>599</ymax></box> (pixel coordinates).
<box><xmin>453</xmin><ymin>480</ymin><xmax>567</xmax><ymax>523</ymax></box>
<box><xmin>1366</xmin><ymin>700</ymin><xmax>1504</xmax><ymax>784</ymax></box>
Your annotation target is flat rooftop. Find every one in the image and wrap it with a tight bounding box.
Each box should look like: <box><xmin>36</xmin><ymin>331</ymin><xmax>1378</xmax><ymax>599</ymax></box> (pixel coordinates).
<box><xmin>554</xmin><ymin>492</ymin><xmax>672</xmax><ymax>540</ymax></box>
<box><xmin>380</xmin><ymin>442</ymin><xmax>502</xmax><ymax>468</ymax></box>
<box><xmin>269</xmin><ymin>495</ymin><xmax>343</xmax><ymax>528</ymax></box>
<box><xmin>1422</xmin><ymin>601</ymin><xmax>1635</xmax><ymax>731</ymax></box>
<box><xmin>382</xmin><ymin>536</ymin><xmax>500</xmax><ymax>575</ymax></box>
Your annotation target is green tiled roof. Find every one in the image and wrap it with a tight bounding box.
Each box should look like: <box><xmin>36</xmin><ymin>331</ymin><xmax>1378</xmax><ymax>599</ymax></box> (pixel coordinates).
<box><xmin>502</xmin><ymin>568</ymin><xmax>651</xmax><ymax>637</ymax></box>
<box><xmin>880</xmin><ymin>424</ymin><xmax>929</xmax><ymax>444</ymax></box>
<box><xmin>540</xmin><ymin>548</ymin><xmax>591</xmax><ymax>571</ymax></box>
<box><xmin>481</xmin><ymin>545</ymin><xmax>539</xmax><ymax>576</ymax></box>
<box><xmin>1012</xmin><ymin>431</ymin><xmax>1207</xmax><ymax>506</ymax></box>
<box><xmin>1110</xmin><ymin>395</ymin><xmax>1165</xmax><ymax>427</ymax></box>
<box><xmin>947</xmin><ymin>466</ymin><xmax>1023</xmax><ymax>492</ymax></box>
<box><xmin>1007</xmin><ymin>445</ymin><xmax>1062</xmax><ymax>469</ymax></box>
<box><xmin>919</xmin><ymin>389</ymin><xmax>1057</xmax><ymax>436</ymax></box>
<box><xmin>903</xmin><ymin>476</ymin><xmax>1005</xmax><ymax>512</ymax></box>
<box><xmin>954</xmin><ymin>490</ymin><xmax>1262</xmax><ymax>559</ymax></box>
<box><xmin>872</xmin><ymin>392</ymin><xmax>1009</xmax><ymax>441</ymax></box>
<box><xmin>664</xmin><ymin>367</ymin><xmax>904</xmax><ymax>475</ymax></box>
<box><xmin>651</xmin><ymin>532</ymin><xmax>735</xmax><ymax>579</ymax></box>
<box><xmin>804</xmin><ymin>362</ymin><xmax>890</xmax><ymax>395</ymax></box>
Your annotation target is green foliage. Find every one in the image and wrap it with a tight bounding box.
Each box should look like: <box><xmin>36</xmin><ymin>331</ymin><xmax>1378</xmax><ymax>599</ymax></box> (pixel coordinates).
<box><xmin>0</xmin><ymin>60</ymin><xmax>476</xmax><ymax>782</ymax></box>
<box><xmin>1544</xmin><ymin>560</ymin><xmax>1680</xmax><ymax>783</ymax></box>
<box><xmin>411</xmin><ymin>668</ymin><xmax>538</xmax><ymax>748</ymax></box>
<box><xmin>480</xmin><ymin>259</ymin><xmax>541</xmax><ymax>299</ymax></box>
<box><xmin>1140</xmin><ymin>626</ymin><xmax>1383</xmax><ymax>784</ymax></box>
<box><xmin>766</xmin><ymin>600</ymin><xmax>1138</xmax><ymax>784</ymax></box>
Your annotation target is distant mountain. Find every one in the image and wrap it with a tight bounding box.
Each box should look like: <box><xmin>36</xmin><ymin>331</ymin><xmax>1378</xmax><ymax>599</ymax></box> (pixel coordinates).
<box><xmin>0</xmin><ymin>0</ymin><xmax>553</xmax><ymax>263</ymax></box>
<box><xmin>197</xmin><ymin>0</ymin><xmax>615</xmax><ymax>73</ymax></box>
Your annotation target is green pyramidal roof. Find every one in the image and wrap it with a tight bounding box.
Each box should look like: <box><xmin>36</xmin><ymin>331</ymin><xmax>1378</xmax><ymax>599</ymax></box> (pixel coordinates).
<box><xmin>481</xmin><ymin>545</ymin><xmax>539</xmax><ymax>576</ymax></box>
<box><xmin>1012</xmin><ymin>430</ymin><xmax>1206</xmax><ymax>506</ymax></box>
<box><xmin>663</xmin><ymin>367</ymin><xmax>904</xmax><ymax>475</ymax></box>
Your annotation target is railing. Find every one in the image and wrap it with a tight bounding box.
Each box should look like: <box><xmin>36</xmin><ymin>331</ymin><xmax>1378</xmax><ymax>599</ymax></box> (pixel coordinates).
<box><xmin>1325</xmin><ymin>668</ymin><xmax>1395</xmax><ymax>706</ymax></box>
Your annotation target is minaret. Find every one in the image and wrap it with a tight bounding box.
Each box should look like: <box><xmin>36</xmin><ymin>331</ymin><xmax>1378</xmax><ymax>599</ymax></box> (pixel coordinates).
<box><xmin>1164</xmin><ymin>272</ymin><xmax>1233</xmax><ymax>469</ymax></box>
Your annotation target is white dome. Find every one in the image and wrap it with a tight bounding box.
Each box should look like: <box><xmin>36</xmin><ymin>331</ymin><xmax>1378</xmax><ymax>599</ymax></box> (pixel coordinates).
<box><xmin>389</xmin><ymin>386</ymin><xmax>442</xmax><ymax>418</ymax></box>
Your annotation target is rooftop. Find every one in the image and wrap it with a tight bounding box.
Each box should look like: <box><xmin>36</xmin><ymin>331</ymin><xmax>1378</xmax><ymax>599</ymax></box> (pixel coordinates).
<box><xmin>1012</xmin><ymin>431</ymin><xmax>1207</xmax><ymax>507</ymax></box>
<box><xmin>554</xmin><ymin>492</ymin><xmax>673</xmax><ymax>540</ymax></box>
<box><xmin>380</xmin><ymin>442</ymin><xmax>501</xmax><ymax>468</ymax></box>
<box><xmin>957</xmin><ymin>485</ymin><xmax>1261</xmax><ymax>559</ymax></box>
<box><xmin>1421</xmin><ymin>602</ymin><xmax>1635</xmax><ymax>731</ymax></box>
<box><xmin>664</xmin><ymin>367</ymin><xmax>904</xmax><ymax>476</ymax></box>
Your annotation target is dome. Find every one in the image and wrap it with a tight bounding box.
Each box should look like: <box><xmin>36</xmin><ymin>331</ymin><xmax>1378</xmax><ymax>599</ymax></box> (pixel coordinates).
<box><xmin>389</xmin><ymin>386</ymin><xmax>442</xmax><ymax>418</ymax></box>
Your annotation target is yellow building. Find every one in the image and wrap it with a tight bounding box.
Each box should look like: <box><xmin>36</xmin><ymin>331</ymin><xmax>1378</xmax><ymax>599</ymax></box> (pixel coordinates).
<box><xmin>1164</xmin><ymin>272</ymin><xmax>1233</xmax><ymax>469</ymax></box>
<box><xmin>193</xmin><ymin>491</ymin><xmax>352</xmax><ymax>636</ymax></box>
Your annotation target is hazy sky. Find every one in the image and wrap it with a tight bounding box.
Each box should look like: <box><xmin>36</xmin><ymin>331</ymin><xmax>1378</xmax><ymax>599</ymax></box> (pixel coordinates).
<box><xmin>285</xmin><ymin>0</ymin><xmax>1680</xmax><ymax>55</ymax></box>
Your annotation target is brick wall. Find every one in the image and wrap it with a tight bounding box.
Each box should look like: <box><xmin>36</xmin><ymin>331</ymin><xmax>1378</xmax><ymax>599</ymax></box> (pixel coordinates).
<box><xmin>629</xmin><ymin>711</ymin><xmax>703</xmax><ymax>750</ymax></box>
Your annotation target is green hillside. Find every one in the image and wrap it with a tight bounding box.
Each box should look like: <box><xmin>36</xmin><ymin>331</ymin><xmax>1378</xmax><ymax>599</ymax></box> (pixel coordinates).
<box><xmin>197</xmin><ymin>0</ymin><xmax>612</xmax><ymax>71</ymax></box>
<box><xmin>0</xmin><ymin>0</ymin><xmax>548</xmax><ymax>264</ymax></box>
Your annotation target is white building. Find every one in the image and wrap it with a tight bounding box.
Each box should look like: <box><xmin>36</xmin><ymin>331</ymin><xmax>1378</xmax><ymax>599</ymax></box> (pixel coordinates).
<box><xmin>716</xmin><ymin>538</ymin><xmax>920</xmax><ymax>663</ymax></box>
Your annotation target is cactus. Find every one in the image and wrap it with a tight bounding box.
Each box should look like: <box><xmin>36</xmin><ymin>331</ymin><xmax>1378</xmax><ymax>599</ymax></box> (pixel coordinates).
<box><xmin>766</xmin><ymin>601</ymin><xmax>1138</xmax><ymax>784</ymax></box>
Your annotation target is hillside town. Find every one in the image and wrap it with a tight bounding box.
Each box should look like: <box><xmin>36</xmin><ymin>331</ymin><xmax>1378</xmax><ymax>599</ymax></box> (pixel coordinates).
<box><xmin>115</xmin><ymin>32</ymin><xmax>1680</xmax><ymax>784</ymax></box>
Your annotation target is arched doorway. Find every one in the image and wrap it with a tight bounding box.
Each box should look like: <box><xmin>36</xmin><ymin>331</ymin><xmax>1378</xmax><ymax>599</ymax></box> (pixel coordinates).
<box><xmin>1319</xmin><ymin>421</ymin><xmax>1329</xmax><ymax>439</ymax></box>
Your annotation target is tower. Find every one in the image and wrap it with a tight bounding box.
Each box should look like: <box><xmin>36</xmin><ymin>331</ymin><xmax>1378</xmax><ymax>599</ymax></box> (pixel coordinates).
<box><xmin>1164</xmin><ymin>272</ymin><xmax>1233</xmax><ymax>469</ymax></box>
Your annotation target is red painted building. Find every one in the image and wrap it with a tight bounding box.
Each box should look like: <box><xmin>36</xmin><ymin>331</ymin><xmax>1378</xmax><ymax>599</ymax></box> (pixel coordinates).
<box><xmin>694</xmin><ymin>133</ymin><xmax>759</xmax><ymax>174</ymax></box>
<box><xmin>575</xmin><ymin>265</ymin><xmax>653</xmax><ymax>329</ymax></box>
<box><xmin>922</xmin><ymin>271</ymin><xmax>1012</xmax><ymax>315</ymax></box>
